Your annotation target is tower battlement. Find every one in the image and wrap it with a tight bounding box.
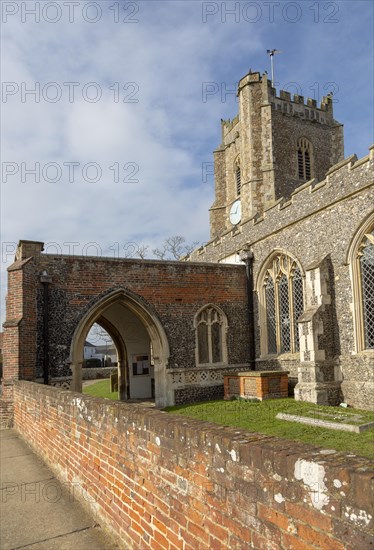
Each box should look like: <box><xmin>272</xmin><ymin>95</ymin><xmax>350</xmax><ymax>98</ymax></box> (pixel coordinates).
<box><xmin>190</xmin><ymin>146</ymin><xmax>374</xmax><ymax>263</ymax></box>
<box><xmin>221</xmin><ymin>71</ymin><xmax>336</xmax><ymax>143</ymax></box>
<box><xmin>219</xmin><ymin>71</ymin><xmax>336</xmax><ymax>141</ymax></box>
<box><xmin>268</xmin><ymin>79</ymin><xmax>335</xmax><ymax>125</ymax></box>
<box><xmin>239</xmin><ymin>70</ymin><xmax>334</xmax><ymax>107</ymax></box>
<box><xmin>221</xmin><ymin>115</ymin><xmax>239</xmax><ymax>140</ymax></box>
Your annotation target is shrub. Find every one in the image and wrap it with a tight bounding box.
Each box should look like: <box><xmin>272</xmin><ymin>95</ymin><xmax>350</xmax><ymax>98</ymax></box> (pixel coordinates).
<box><xmin>83</xmin><ymin>358</ymin><xmax>102</xmax><ymax>368</ymax></box>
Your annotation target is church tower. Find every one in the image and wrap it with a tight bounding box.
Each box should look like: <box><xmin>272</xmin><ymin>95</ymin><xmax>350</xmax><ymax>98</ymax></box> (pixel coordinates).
<box><xmin>210</xmin><ymin>71</ymin><xmax>344</xmax><ymax>239</ymax></box>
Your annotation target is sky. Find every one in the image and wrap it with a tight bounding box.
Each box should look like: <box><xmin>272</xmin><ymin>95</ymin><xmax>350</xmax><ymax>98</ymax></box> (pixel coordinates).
<box><xmin>1</xmin><ymin>0</ymin><xmax>373</xmax><ymax>326</ymax></box>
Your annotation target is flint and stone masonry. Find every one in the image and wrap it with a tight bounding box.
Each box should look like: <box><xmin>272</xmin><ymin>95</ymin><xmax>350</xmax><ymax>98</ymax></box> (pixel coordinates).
<box><xmin>1</xmin><ymin>69</ymin><xmax>373</xmax><ymax>413</ymax></box>
<box><xmin>189</xmin><ymin>70</ymin><xmax>374</xmax><ymax>411</ymax></box>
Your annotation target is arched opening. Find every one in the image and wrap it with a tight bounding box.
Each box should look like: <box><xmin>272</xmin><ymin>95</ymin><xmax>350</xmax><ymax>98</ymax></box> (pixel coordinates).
<box><xmin>85</xmin><ymin>320</ymin><xmax>128</xmax><ymax>400</ymax></box>
<box><xmin>69</xmin><ymin>289</ymin><xmax>171</xmax><ymax>407</ymax></box>
<box><xmin>86</xmin><ymin>323</ymin><xmax>117</xmax><ymax>369</ymax></box>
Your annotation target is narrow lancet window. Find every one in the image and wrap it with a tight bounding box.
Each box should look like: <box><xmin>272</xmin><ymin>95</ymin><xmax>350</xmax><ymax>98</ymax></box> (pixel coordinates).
<box><xmin>297</xmin><ymin>138</ymin><xmax>313</xmax><ymax>180</ymax></box>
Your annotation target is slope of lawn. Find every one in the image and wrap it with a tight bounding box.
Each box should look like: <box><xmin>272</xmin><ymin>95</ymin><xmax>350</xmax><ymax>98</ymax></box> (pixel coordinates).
<box><xmin>83</xmin><ymin>379</ymin><xmax>118</xmax><ymax>400</ymax></box>
<box><xmin>165</xmin><ymin>398</ymin><xmax>374</xmax><ymax>459</ymax></box>
<box><xmin>83</xmin><ymin>381</ymin><xmax>374</xmax><ymax>459</ymax></box>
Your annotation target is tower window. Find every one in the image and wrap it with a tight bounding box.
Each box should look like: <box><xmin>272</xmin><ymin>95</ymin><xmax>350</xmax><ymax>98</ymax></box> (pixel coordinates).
<box><xmin>234</xmin><ymin>158</ymin><xmax>241</xmax><ymax>197</ymax></box>
<box><xmin>297</xmin><ymin>138</ymin><xmax>313</xmax><ymax>180</ymax></box>
<box><xmin>236</xmin><ymin>166</ymin><xmax>241</xmax><ymax>196</ymax></box>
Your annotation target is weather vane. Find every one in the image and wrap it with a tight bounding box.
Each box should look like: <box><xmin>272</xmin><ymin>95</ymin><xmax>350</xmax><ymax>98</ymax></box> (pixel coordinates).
<box><xmin>266</xmin><ymin>49</ymin><xmax>282</xmax><ymax>87</ymax></box>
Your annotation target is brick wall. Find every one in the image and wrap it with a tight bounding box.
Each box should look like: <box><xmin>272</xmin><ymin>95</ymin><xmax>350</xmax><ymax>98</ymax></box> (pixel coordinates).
<box><xmin>3</xmin><ymin>256</ymin><xmax>251</xmax><ymax>406</ymax></box>
<box><xmin>0</xmin><ymin>400</ymin><xmax>13</xmax><ymax>429</ymax></box>
<box><xmin>2</xmin><ymin>258</ymin><xmax>38</xmax><ymax>402</ymax></box>
<box><xmin>13</xmin><ymin>381</ymin><xmax>374</xmax><ymax>550</ymax></box>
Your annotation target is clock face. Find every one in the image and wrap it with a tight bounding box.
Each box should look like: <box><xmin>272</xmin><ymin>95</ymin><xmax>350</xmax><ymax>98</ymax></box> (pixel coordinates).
<box><xmin>229</xmin><ymin>200</ymin><xmax>241</xmax><ymax>225</ymax></box>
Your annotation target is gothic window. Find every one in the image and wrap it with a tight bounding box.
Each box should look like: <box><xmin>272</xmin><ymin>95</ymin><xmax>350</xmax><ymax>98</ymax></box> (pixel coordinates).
<box><xmin>353</xmin><ymin>229</ymin><xmax>374</xmax><ymax>350</ymax></box>
<box><xmin>235</xmin><ymin>158</ymin><xmax>241</xmax><ymax>196</ymax></box>
<box><xmin>195</xmin><ymin>305</ymin><xmax>228</xmax><ymax>365</ymax></box>
<box><xmin>292</xmin><ymin>267</ymin><xmax>304</xmax><ymax>352</ymax></box>
<box><xmin>264</xmin><ymin>276</ymin><xmax>277</xmax><ymax>354</ymax></box>
<box><xmin>297</xmin><ymin>138</ymin><xmax>313</xmax><ymax>180</ymax></box>
<box><xmin>262</xmin><ymin>254</ymin><xmax>304</xmax><ymax>355</ymax></box>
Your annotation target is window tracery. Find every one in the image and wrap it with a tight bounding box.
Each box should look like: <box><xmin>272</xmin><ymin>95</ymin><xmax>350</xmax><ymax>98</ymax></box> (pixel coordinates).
<box><xmin>195</xmin><ymin>305</ymin><xmax>228</xmax><ymax>365</ymax></box>
<box><xmin>262</xmin><ymin>254</ymin><xmax>304</xmax><ymax>355</ymax></box>
<box><xmin>355</xmin><ymin>231</ymin><xmax>374</xmax><ymax>350</ymax></box>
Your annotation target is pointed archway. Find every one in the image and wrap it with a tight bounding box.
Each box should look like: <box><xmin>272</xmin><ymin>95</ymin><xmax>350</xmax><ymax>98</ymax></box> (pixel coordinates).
<box><xmin>91</xmin><ymin>317</ymin><xmax>129</xmax><ymax>401</ymax></box>
<box><xmin>69</xmin><ymin>289</ymin><xmax>171</xmax><ymax>407</ymax></box>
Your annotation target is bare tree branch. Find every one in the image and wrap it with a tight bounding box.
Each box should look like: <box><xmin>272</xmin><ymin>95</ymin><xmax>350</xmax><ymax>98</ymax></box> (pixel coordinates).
<box><xmin>152</xmin><ymin>236</ymin><xmax>199</xmax><ymax>260</ymax></box>
<box><xmin>136</xmin><ymin>245</ymin><xmax>149</xmax><ymax>259</ymax></box>
<box><xmin>165</xmin><ymin>235</ymin><xmax>185</xmax><ymax>260</ymax></box>
<box><xmin>152</xmin><ymin>247</ymin><xmax>167</xmax><ymax>260</ymax></box>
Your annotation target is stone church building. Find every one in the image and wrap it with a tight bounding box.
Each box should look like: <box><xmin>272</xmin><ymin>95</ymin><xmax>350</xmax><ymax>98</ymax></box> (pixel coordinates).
<box><xmin>2</xmin><ymin>70</ymin><xmax>373</xmax><ymax>412</ymax></box>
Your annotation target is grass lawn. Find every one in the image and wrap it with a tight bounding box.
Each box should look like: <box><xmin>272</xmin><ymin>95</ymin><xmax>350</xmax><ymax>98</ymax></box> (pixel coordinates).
<box><xmin>165</xmin><ymin>399</ymin><xmax>374</xmax><ymax>459</ymax></box>
<box><xmin>83</xmin><ymin>381</ymin><xmax>374</xmax><ymax>459</ymax></box>
<box><xmin>83</xmin><ymin>379</ymin><xmax>118</xmax><ymax>400</ymax></box>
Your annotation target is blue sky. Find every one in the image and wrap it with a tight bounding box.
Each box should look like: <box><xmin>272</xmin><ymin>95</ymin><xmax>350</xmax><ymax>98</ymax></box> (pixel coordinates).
<box><xmin>1</xmin><ymin>0</ymin><xmax>373</xmax><ymax>323</ymax></box>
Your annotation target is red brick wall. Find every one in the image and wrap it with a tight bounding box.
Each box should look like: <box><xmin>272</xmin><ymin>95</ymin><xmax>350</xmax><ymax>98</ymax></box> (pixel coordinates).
<box><xmin>2</xmin><ymin>259</ymin><xmax>39</xmax><ymax>401</ymax></box>
<box><xmin>3</xmin><ymin>254</ymin><xmax>251</xmax><ymax>388</ymax></box>
<box><xmin>13</xmin><ymin>381</ymin><xmax>374</xmax><ymax>550</ymax></box>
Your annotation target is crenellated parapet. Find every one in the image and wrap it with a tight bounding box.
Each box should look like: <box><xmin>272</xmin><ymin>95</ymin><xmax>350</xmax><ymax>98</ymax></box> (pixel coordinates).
<box><xmin>237</xmin><ymin>70</ymin><xmax>336</xmax><ymax>125</ymax></box>
<box><xmin>219</xmin><ymin>72</ymin><xmax>336</xmax><ymax>149</ymax></box>
<box><xmin>189</xmin><ymin>145</ymin><xmax>374</xmax><ymax>263</ymax></box>
<box><xmin>220</xmin><ymin>115</ymin><xmax>239</xmax><ymax>143</ymax></box>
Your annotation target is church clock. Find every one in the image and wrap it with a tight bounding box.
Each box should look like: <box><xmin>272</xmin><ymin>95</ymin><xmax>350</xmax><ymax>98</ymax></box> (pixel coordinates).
<box><xmin>229</xmin><ymin>200</ymin><xmax>241</xmax><ymax>225</ymax></box>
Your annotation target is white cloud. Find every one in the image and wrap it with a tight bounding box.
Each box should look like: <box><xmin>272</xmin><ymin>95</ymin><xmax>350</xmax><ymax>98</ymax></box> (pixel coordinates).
<box><xmin>1</xmin><ymin>0</ymin><xmax>373</xmax><ymax>324</ymax></box>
